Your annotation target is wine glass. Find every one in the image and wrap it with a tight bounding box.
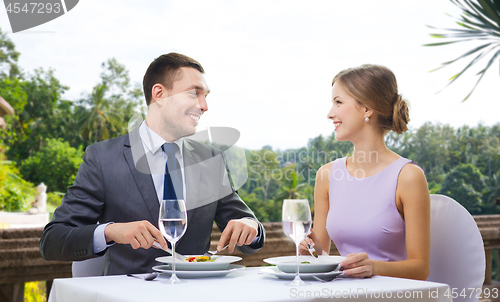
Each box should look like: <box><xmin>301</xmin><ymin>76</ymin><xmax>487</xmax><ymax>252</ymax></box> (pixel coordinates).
<box><xmin>159</xmin><ymin>199</ymin><xmax>188</xmax><ymax>284</ymax></box>
<box><xmin>282</xmin><ymin>199</ymin><xmax>312</xmax><ymax>286</ymax></box>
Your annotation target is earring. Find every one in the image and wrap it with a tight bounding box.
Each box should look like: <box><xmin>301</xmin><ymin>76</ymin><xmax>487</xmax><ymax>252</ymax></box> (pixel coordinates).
<box><xmin>365</xmin><ymin>117</ymin><xmax>370</xmax><ymax>122</ymax></box>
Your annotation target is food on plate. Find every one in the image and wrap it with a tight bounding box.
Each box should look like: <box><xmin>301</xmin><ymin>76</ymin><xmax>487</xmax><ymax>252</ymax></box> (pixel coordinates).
<box><xmin>301</xmin><ymin>261</ymin><xmax>311</xmax><ymax>264</ymax></box>
<box><xmin>184</xmin><ymin>256</ymin><xmax>215</xmax><ymax>262</ymax></box>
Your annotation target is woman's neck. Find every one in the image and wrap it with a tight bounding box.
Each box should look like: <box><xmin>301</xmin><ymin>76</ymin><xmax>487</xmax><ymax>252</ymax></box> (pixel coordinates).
<box><xmin>349</xmin><ymin>133</ymin><xmax>395</xmax><ymax>171</ymax></box>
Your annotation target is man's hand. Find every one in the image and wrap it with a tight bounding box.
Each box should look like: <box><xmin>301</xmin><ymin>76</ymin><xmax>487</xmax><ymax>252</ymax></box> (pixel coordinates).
<box><xmin>104</xmin><ymin>220</ymin><xmax>168</xmax><ymax>250</ymax></box>
<box><xmin>218</xmin><ymin>218</ymin><xmax>258</xmax><ymax>253</ymax></box>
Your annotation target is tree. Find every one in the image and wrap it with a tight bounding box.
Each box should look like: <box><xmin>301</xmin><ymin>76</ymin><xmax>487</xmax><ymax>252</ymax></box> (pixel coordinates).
<box><xmin>20</xmin><ymin>138</ymin><xmax>83</xmax><ymax>193</ymax></box>
<box><xmin>0</xmin><ymin>27</ymin><xmax>21</xmax><ymax>79</ymax></box>
<box><xmin>0</xmin><ymin>76</ymin><xmax>27</xmax><ymax>148</ymax></box>
<box><xmin>274</xmin><ymin>167</ymin><xmax>309</xmax><ymax>200</ymax></box>
<box><xmin>77</xmin><ymin>58</ymin><xmax>142</xmax><ymax>143</ymax></box>
<box><xmin>425</xmin><ymin>0</ymin><xmax>500</xmax><ymax>101</ymax></box>
<box><xmin>78</xmin><ymin>83</ymin><xmax>122</xmax><ymax>143</ymax></box>
<box><xmin>242</xmin><ymin>147</ymin><xmax>281</xmax><ymax>203</ymax></box>
<box><xmin>484</xmin><ymin>169</ymin><xmax>500</xmax><ymax>213</ymax></box>
<box><xmin>2</xmin><ymin>69</ymin><xmax>69</xmax><ymax>161</ymax></box>
<box><xmin>439</xmin><ymin>163</ymin><xmax>486</xmax><ymax>214</ymax></box>
<box><xmin>0</xmin><ymin>143</ymin><xmax>36</xmax><ymax>211</ymax></box>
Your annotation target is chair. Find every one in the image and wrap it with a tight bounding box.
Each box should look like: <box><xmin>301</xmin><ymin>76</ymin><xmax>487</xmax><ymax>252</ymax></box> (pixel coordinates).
<box><xmin>72</xmin><ymin>256</ymin><xmax>106</xmax><ymax>277</ymax></box>
<box><xmin>427</xmin><ymin>194</ymin><xmax>485</xmax><ymax>302</ymax></box>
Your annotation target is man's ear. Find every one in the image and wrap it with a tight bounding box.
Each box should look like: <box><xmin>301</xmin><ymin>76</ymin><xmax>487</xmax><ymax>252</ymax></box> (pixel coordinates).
<box><xmin>151</xmin><ymin>84</ymin><xmax>167</xmax><ymax>105</ymax></box>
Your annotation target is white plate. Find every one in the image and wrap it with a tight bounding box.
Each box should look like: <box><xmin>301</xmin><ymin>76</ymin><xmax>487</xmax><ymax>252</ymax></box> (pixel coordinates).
<box><xmin>155</xmin><ymin>255</ymin><xmax>242</xmax><ymax>271</ymax></box>
<box><xmin>264</xmin><ymin>255</ymin><xmax>344</xmax><ymax>273</ymax></box>
<box><xmin>153</xmin><ymin>264</ymin><xmax>245</xmax><ymax>278</ymax></box>
<box><xmin>260</xmin><ymin>266</ymin><xmax>342</xmax><ymax>281</ymax></box>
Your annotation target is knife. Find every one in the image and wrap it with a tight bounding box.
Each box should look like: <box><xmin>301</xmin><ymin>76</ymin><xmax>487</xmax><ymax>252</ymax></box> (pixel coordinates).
<box><xmin>153</xmin><ymin>241</ymin><xmax>186</xmax><ymax>260</ymax></box>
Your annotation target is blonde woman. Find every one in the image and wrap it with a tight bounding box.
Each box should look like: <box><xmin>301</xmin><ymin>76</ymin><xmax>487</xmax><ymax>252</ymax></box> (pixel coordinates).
<box><xmin>301</xmin><ymin>65</ymin><xmax>430</xmax><ymax>280</ymax></box>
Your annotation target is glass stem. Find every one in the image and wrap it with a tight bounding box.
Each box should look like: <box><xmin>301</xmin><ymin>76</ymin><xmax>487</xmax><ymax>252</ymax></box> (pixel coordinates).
<box><xmin>295</xmin><ymin>242</ymin><xmax>300</xmax><ymax>279</ymax></box>
<box><xmin>172</xmin><ymin>241</ymin><xmax>177</xmax><ymax>278</ymax></box>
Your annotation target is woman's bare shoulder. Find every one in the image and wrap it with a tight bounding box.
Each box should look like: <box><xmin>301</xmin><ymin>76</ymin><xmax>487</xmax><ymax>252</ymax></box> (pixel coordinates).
<box><xmin>316</xmin><ymin>161</ymin><xmax>334</xmax><ymax>182</ymax></box>
<box><xmin>399</xmin><ymin>163</ymin><xmax>427</xmax><ymax>185</ymax></box>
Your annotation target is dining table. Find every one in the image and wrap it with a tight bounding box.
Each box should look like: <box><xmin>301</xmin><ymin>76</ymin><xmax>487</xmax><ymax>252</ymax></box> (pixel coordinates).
<box><xmin>47</xmin><ymin>266</ymin><xmax>453</xmax><ymax>302</ymax></box>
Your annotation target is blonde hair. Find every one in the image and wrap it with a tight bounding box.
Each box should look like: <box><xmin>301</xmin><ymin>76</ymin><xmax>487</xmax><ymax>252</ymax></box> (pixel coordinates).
<box><xmin>332</xmin><ymin>64</ymin><xmax>410</xmax><ymax>134</ymax></box>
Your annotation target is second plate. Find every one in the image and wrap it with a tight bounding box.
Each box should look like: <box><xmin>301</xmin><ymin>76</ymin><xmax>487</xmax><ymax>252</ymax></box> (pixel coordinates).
<box><xmin>153</xmin><ymin>264</ymin><xmax>245</xmax><ymax>278</ymax></box>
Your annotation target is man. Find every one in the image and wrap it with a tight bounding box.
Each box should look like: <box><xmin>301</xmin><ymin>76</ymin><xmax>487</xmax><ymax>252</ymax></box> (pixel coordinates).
<box><xmin>40</xmin><ymin>53</ymin><xmax>265</xmax><ymax>275</ymax></box>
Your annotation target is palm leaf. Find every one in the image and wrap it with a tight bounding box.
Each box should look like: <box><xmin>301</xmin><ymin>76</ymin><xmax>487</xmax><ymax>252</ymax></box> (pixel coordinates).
<box><xmin>461</xmin><ymin>2</ymin><xmax>500</xmax><ymax>34</ymax></box>
<box><xmin>426</xmin><ymin>0</ymin><xmax>500</xmax><ymax>101</ymax></box>
<box><xmin>442</xmin><ymin>47</ymin><xmax>494</xmax><ymax>88</ymax></box>
<box><xmin>460</xmin><ymin>47</ymin><xmax>500</xmax><ymax>101</ymax></box>
<box><xmin>461</xmin><ymin>14</ymin><xmax>500</xmax><ymax>35</ymax></box>
<box><xmin>429</xmin><ymin>43</ymin><xmax>493</xmax><ymax>73</ymax></box>
<box><xmin>444</xmin><ymin>43</ymin><xmax>493</xmax><ymax>65</ymax></box>
<box><xmin>478</xmin><ymin>2</ymin><xmax>500</xmax><ymax>25</ymax></box>
<box><xmin>474</xmin><ymin>0</ymin><xmax>500</xmax><ymax>27</ymax></box>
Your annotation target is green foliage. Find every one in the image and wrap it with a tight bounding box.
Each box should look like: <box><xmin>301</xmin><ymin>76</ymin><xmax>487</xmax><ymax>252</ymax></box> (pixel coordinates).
<box><xmin>439</xmin><ymin>164</ymin><xmax>485</xmax><ymax>214</ymax></box>
<box><xmin>425</xmin><ymin>0</ymin><xmax>500</xmax><ymax>101</ymax></box>
<box><xmin>0</xmin><ymin>144</ymin><xmax>36</xmax><ymax>212</ymax></box>
<box><xmin>47</xmin><ymin>191</ymin><xmax>64</xmax><ymax>208</ymax></box>
<box><xmin>24</xmin><ymin>281</ymin><xmax>46</xmax><ymax>302</ymax></box>
<box><xmin>239</xmin><ymin>189</ymin><xmax>274</xmax><ymax>222</ymax></box>
<box><xmin>77</xmin><ymin>58</ymin><xmax>143</xmax><ymax>144</ymax></box>
<box><xmin>0</xmin><ymin>76</ymin><xmax>28</xmax><ymax>148</ymax></box>
<box><xmin>0</xmin><ymin>27</ymin><xmax>21</xmax><ymax>79</ymax></box>
<box><xmin>1</xmin><ymin>68</ymin><xmax>69</xmax><ymax>161</ymax></box>
<box><xmin>20</xmin><ymin>138</ymin><xmax>83</xmax><ymax>193</ymax></box>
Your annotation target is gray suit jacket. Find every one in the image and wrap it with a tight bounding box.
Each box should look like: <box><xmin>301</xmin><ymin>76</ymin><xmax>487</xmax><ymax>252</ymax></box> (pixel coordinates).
<box><xmin>39</xmin><ymin>130</ymin><xmax>265</xmax><ymax>275</ymax></box>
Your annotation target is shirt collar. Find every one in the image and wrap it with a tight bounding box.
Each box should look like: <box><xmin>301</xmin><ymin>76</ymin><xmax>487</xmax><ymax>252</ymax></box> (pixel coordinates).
<box><xmin>139</xmin><ymin>121</ymin><xmax>183</xmax><ymax>156</ymax></box>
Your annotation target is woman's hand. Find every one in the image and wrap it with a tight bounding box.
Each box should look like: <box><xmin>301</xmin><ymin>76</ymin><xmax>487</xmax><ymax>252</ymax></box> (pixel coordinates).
<box><xmin>298</xmin><ymin>229</ymin><xmax>324</xmax><ymax>256</ymax></box>
<box><xmin>340</xmin><ymin>252</ymin><xmax>373</xmax><ymax>278</ymax></box>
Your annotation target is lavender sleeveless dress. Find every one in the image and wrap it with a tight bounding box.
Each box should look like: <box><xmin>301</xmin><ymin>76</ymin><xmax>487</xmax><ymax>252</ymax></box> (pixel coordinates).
<box><xmin>326</xmin><ymin>157</ymin><xmax>413</xmax><ymax>261</ymax></box>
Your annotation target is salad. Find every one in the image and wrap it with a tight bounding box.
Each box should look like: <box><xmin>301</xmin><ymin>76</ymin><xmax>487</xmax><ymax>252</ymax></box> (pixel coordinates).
<box><xmin>184</xmin><ymin>256</ymin><xmax>215</xmax><ymax>262</ymax></box>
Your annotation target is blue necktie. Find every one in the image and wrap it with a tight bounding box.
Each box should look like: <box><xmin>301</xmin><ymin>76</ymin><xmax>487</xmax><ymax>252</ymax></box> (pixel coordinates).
<box><xmin>162</xmin><ymin>143</ymin><xmax>183</xmax><ymax>200</ymax></box>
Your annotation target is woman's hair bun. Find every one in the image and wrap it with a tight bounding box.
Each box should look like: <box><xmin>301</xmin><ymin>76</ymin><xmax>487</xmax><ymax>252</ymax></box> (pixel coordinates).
<box><xmin>392</xmin><ymin>94</ymin><xmax>410</xmax><ymax>134</ymax></box>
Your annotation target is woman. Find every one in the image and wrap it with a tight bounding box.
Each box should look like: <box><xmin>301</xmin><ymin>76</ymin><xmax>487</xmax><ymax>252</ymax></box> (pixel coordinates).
<box><xmin>300</xmin><ymin>64</ymin><xmax>430</xmax><ymax>280</ymax></box>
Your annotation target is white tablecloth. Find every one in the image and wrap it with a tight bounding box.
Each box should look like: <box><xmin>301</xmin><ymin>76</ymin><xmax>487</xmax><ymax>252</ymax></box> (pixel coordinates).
<box><xmin>48</xmin><ymin>267</ymin><xmax>452</xmax><ymax>302</ymax></box>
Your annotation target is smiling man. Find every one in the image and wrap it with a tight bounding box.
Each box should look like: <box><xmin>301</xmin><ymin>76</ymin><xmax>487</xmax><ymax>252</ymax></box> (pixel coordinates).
<box><xmin>40</xmin><ymin>53</ymin><xmax>265</xmax><ymax>275</ymax></box>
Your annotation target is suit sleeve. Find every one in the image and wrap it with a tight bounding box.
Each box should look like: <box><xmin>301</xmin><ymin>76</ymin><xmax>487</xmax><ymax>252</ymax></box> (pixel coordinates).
<box><xmin>40</xmin><ymin>144</ymin><xmax>106</xmax><ymax>261</ymax></box>
<box><xmin>213</xmin><ymin>151</ymin><xmax>265</xmax><ymax>255</ymax></box>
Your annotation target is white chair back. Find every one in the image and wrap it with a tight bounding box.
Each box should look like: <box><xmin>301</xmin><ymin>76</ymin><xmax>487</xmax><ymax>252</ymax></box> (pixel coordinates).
<box><xmin>72</xmin><ymin>256</ymin><xmax>106</xmax><ymax>277</ymax></box>
<box><xmin>427</xmin><ymin>194</ymin><xmax>485</xmax><ymax>302</ymax></box>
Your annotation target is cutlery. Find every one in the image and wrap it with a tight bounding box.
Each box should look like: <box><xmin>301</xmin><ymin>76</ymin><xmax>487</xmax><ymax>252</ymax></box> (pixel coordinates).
<box><xmin>153</xmin><ymin>241</ymin><xmax>186</xmax><ymax>260</ymax></box>
<box><xmin>127</xmin><ymin>272</ymin><xmax>159</xmax><ymax>281</ymax></box>
<box><xmin>307</xmin><ymin>244</ymin><xmax>318</xmax><ymax>258</ymax></box>
<box><xmin>204</xmin><ymin>244</ymin><xmax>229</xmax><ymax>257</ymax></box>
<box><xmin>311</xmin><ymin>267</ymin><xmax>344</xmax><ymax>282</ymax></box>
<box><xmin>306</xmin><ymin>229</ymin><xmax>318</xmax><ymax>258</ymax></box>
<box><xmin>311</xmin><ymin>275</ymin><xmax>337</xmax><ymax>283</ymax></box>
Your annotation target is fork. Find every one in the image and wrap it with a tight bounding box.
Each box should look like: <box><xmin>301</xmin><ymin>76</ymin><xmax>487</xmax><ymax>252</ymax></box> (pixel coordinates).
<box><xmin>308</xmin><ymin>243</ymin><xmax>318</xmax><ymax>258</ymax></box>
<box><xmin>204</xmin><ymin>244</ymin><xmax>229</xmax><ymax>257</ymax></box>
<box><xmin>311</xmin><ymin>266</ymin><xmax>344</xmax><ymax>282</ymax></box>
<box><xmin>312</xmin><ymin>275</ymin><xmax>336</xmax><ymax>283</ymax></box>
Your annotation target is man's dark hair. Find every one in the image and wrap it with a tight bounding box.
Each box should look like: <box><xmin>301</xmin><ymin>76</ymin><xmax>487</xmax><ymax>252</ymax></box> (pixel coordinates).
<box><xmin>143</xmin><ymin>53</ymin><xmax>204</xmax><ymax>105</ymax></box>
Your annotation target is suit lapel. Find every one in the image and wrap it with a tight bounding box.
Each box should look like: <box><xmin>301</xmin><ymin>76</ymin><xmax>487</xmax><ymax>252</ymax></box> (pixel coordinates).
<box><xmin>123</xmin><ymin>132</ymin><xmax>159</xmax><ymax>223</ymax></box>
<box><xmin>182</xmin><ymin>139</ymin><xmax>201</xmax><ymax>210</ymax></box>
